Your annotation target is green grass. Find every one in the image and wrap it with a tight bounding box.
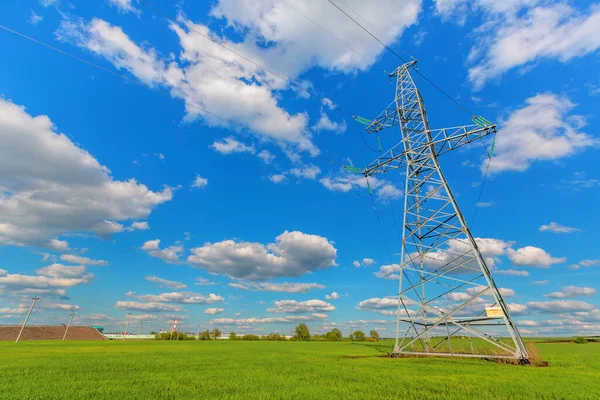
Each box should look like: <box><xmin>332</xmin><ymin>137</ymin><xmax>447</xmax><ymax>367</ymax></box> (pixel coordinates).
<box><xmin>0</xmin><ymin>340</ymin><xmax>599</xmax><ymax>399</ymax></box>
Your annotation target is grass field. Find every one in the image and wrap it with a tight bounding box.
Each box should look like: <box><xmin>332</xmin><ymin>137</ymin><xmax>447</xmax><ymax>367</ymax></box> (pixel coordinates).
<box><xmin>1</xmin><ymin>340</ymin><xmax>599</xmax><ymax>399</ymax></box>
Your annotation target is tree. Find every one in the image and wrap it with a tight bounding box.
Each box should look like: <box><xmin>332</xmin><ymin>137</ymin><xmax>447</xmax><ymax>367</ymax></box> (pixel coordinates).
<box><xmin>199</xmin><ymin>329</ymin><xmax>211</xmax><ymax>340</ymax></box>
<box><xmin>229</xmin><ymin>331</ymin><xmax>237</xmax><ymax>340</ymax></box>
<box><xmin>325</xmin><ymin>328</ymin><xmax>343</xmax><ymax>341</ymax></box>
<box><xmin>369</xmin><ymin>330</ymin><xmax>380</xmax><ymax>341</ymax></box>
<box><xmin>211</xmin><ymin>328</ymin><xmax>222</xmax><ymax>340</ymax></box>
<box><xmin>351</xmin><ymin>330</ymin><xmax>366</xmax><ymax>341</ymax></box>
<box><xmin>294</xmin><ymin>323</ymin><xmax>310</xmax><ymax>341</ymax></box>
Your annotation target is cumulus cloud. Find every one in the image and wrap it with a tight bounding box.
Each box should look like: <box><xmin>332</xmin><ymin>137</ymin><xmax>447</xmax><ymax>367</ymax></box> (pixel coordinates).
<box><xmin>312</xmin><ymin>113</ymin><xmax>347</xmax><ymax>134</ymax></box>
<box><xmin>374</xmin><ymin>237</ymin><xmax>515</xmax><ymax>279</ymax></box>
<box><xmin>508</xmin><ymin>246</ymin><xmax>566</xmax><ymax>268</ymax></box>
<box><xmin>191</xmin><ymin>175</ymin><xmax>208</xmax><ymax>189</ymax></box>
<box><xmin>145</xmin><ymin>276</ymin><xmax>187</xmax><ymax>290</ymax></box>
<box><xmin>195</xmin><ymin>277</ymin><xmax>216</xmax><ymax>286</ymax></box>
<box><xmin>60</xmin><ymin>254</ymin><xmax>108</xmax><ymax>266</ymax></box>
<box><xmin>204</xmin><ymin>308</ymin><xmax>225</xmax><ymax>315</ymax></box>
<box><xmin>487</xmin><ymin>94</ymin><xmax>596</xmax><ymax>175</ymax></box>
<box><xmin>210</xmin><ymin>137</ymin><xmax>255</xmax><ymax>155</ymax></box>
<box><xmin>228</xmin><ymin>282</ymin><xmax>324</xmax><ymax>293</ymax></box>
<box><xmin>495</xmin><ymin>269</ymin><xmax>529</xmax><ymax>277</ymax></box>
<box><xmin>0</xmin><ymin>98</ymin><xmax>171</xmax><ymax>247</ymax></box>
<box><xmin>528</xmin><ymin>300</ymin><xmax>597</xmax><ymax>314</ymax></box>
<box><xmin>107</xmin><ymin>0</ymin><xmax>139</xmax><ymax>14</ymax></box>
<box><xmin>212</xmin><ymin>314</ymin><xmax>328</xmax><ymax>325</ymax></box>
<box><xmin>56</xmin><ymin>0</ymin><xmax>423</xmax><ymax>156</ymax></box>
<box><xmin>463</xmin><ymin>3</ymin><xmax>600</xmax><ymax>88</ymax></box>
<box><xmin>141</xmin><ymin>239</ymin><xmax>183</xmax><ymax>264</ymax></box>
<box><xmin>320</xmin><ymin>173</ymin><xmax>402</xmax><ymax>200</ymax></box>
<box><xmin>0</xmin><ymin>265</ymin><xmax>93</xmax><ymax>297</ymax></box>
<box><xmin>268</xmin><ymin>299</ymin><xmax>335</xmax><ymax>313</ymax></box>
<box><xmin>127</xmin><ymin>291</ymin><xmax>224</xmax><ymax>304</ymax></box>
<box><xmin>188</xmin><ymin>230</ymin><xmax>337</xmax><ymax>280</ymax></box>
<box><xmin>356</xmin><ymin>297</ymin><xmax>409</xmax><ymax>316</ymax></box>
<box><xmin>39</xmin><ymin>302</ymin><xmax>81</xmax><ymax>311</ymax></box>
<box><xmin>115</xmin><ymin>301</ymin><xmax>181</xmax><ymax>312</ymax></box>
<box><xmin>325</xmin><ymin>291</ymin><xmax>340</xmax><ymax>300</ymax></box>
<box><xmin>545</xmin><ymin>286</ymin><xmax>597</xmax><ymax>299</ymax></box>
<box><xmin>539</xmin><ymin>222</ymin><xmax>580</xmax><ymax>234</ymax></box>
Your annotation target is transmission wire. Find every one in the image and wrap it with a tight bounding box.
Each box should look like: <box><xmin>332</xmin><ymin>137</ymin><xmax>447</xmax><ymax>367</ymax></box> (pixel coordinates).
<box><xmin>0</xmin><ymin>24</ymin><xmax>347</xmax><ymax>168</ymax></box>
<box><xmin>138</xmin><ymin>0</ymin><xmax>357</xmax><ymax>118</ymax></box>
<box><xmin>325</xmin><ymin>0</ymin><xmax>474</xmax><ymax>117</ymax></box>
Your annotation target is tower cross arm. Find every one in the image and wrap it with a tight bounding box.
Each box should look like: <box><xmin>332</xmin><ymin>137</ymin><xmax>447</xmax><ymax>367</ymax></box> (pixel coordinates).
<box><xmin>362</xmin><ymin>124</ymin><xmax>496</xmax><ymax>177</ymax></box>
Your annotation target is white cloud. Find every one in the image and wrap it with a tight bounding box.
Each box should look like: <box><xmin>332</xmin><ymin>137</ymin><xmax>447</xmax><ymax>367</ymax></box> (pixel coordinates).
<box><xmin>319</xmin><ymin>173</ymin><xmax>402</xmax><ymax>200</ymax></box>
<box><xmin>40</xmin><ymin>302</ymin><xmax>81</xmax><ymax>311</ymax></box>
<box><xmin>56</xmin><ymin>17</ymin><xmax>317</xmax><ymax>155</ymax></box>
<box><xmin>487</xmin><ymin>94</ymin><xmax>596</xmax><ymax>175</ymax></box>
<box><xmin>466</xmin><ymin>3</ymin><xmax>600</xmax><ymax>88</ymax></box>
<box><xmin>267</xmin><ymin>299</ymin><xmax>334</xmax><ymax>314</ymax></box>
<box><xmin>539</xmin><ymin>222</ymin><xmax>580</xmax><ymax>234</ymax></box>
<box><xmin>141</xmin><ymin>239</ymin><xmax>183</xmax><ymax>264</ymax></box>
<box><xmin>191</xmin><ymin>174</ymin><xmax>208</xmax><ymax>189</ymax></box>
<box><xmin>58</xmin><ymin>0</ymin><xmax>423</xmax><ymax>157</ymax></box>
<box><xmin>325</xmin><ymin>291</ymin><xmax>340</xmax><ymax>300</ymax></box>
<box><xmin>204</xmin><ymin>308</ymin><xmax>225</xmax><ymax>315</ymax></box>
<box><xmin>508</xmin><ymin>303</ymin><xmax>529</xmax><ymax>316</ymax></box>
<box><xmin>495</xmin><ymin>269</ymin><xmax>529</xmax><ymax>277</ymax></box>
<box><xmin>48</xmin><ymin>239</ymin><xmax>70</xmax><ymax>252</ymax></box>
<box><xmin>210</xmin><ymin>137</ymin><xmax>255</xmax><ymax>155</ymax></box>
<box><xmin>60</xmin><ymin>254</ymin><xmax>108</xmax><ymax>266</ymax></box>
<box><xmin>30</xmin><ymin>11</ymin><xmax>43</xmax><ymax>25</ymax></box>
<box><xmin>312</xmin><ymin>113</ymin><xmax>347</xmax><ymax>134</ymax></box>
<box><xmin>528</xmin><ymin>300</ymin><xmax>597</xmax><ymax>314</ymax></box>
<box><xmin>289</xmin><ymin>165</ymin><xmax>321</xmax><ymax>180</ymax></box>
<box><xmin>532</xmin><ymin>280</ymin><xmax>549</xmax><ymax>285</ymax></box>
<box><xmin>0</xmin><ymin>99</ymin><xmax>171</xmax><ymax>248</ymax></box>
<box><xmin>107</xmin><ymin>0</ymin><xmax>139</xmax><ymax>14</ymax></box>
<box><xmin>580</xmin><ymin>259</ymin><xmax>600</xmax><ymax>267</ymax></box>
<box><xmin>362</xmin><ymin>258</ymin><xmax>375</xmax><ymax>267</ymax></box>
<box><xmin>195</xmin><ymin>277</ymin><xmax>216</xmax><ymax>286</ymax></box>
<box><xmin>115</xmin><ymin>301</ymin><xmax>181</xmax><ymax>312</ymax></box>
<box><xmin>188</xmin><ymin>230</ymin><xmax>337</xmax><ymax>280</ymax></box>
<box><xmin>145</xmin><ymin>276</ymin><xmax>187</xmax><ymax>290</ymax></box>
<box><xmin>129</xmin><ymin>221</ymin><xmax>149</xmax><ymax>231</ymax></box>
<box><xmin>212</xmin><ymin>314</ymin><xmax>327</xmax><ymax>325</ymax></box>
<box><xmin>40</xmin><ymin>0</ymin><xmax>58</xmax><ymax>7</ymax></box>
<box><xmin>228</xmin><ymin>282</ymin><xmax>324</xmax><ymax>293</ymax></box>
<box><xmin>269</xmin><ymin>174</ymin><xmax>287</xmax><ymax>184</ymax></box>
<box><xmin>0</xmin><ymin>265</ymin><xmax>93</xmax><ymax>297</ymax></box>
<box><xmin>128</xmin><ymin>291</ymin><xmax>224</xmax><ymax>305</ymax></box>
<box><xmin>357</xmin><ymin>297</ymin><xmax>404</xmax><ymax>313</ymax></box>
<box><xmin>374</xmin><ymin>237</ymin><xmax>515</xmax><ymax>279</ymax></box>
<box><xmin>508</xmin><ymin>246</ymin><xmax>566</xmax><ymax>268</ymax></box>
<box><xmin>545</xmin><ymin>286</ymin><xmax>597</xmax><ymax>299</ymax></box>
<box><xmin>258</xmin><ymin>150</ymin><xmax>275</xmax><ymax>164</ymax></box>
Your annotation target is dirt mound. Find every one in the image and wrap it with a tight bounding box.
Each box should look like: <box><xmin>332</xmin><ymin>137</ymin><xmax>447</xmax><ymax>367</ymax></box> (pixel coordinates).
<box><xmin>0</xmin><ymin>326</ymin><xmax>106</xmax><ymax>341</ymax></box>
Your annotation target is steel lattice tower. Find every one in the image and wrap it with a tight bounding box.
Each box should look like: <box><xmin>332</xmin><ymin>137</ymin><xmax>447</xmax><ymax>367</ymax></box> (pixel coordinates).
<box><xmin>361</xmin><ymin>60</ymin><xmax>529</xmax><ymax>362</ymax></box>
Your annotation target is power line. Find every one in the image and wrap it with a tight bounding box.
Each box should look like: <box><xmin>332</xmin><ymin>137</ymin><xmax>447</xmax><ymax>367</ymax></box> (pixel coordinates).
<box><xmin>138</xmin><ymin>0</ymin><xmax>355</xmax><ymax>117</ymax></box>
<box><xmin>0</xmin><ymin>24</ymin><xmax>344</xmax><ymax>167</ymax></box>
<box><xmin>326</xmin><ymin>0</ymin><xmax>409</xmax><ymax>64</ymax></box>
<box><xmin>278</xmin><ymin>0</ymin><xmax>382</xmax><ymax>71</ymax></box>
<box><xmin>326</xmin><ymin>0</ymin><xmax>474</xmax><ymax>117</ymax></box>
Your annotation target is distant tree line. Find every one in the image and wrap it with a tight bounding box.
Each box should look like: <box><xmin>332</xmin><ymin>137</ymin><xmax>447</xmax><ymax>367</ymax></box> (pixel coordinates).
<box><xmin>155</xmin><ymin>324</ymin><xmax>380</xmax><ymax>342</ymax></box>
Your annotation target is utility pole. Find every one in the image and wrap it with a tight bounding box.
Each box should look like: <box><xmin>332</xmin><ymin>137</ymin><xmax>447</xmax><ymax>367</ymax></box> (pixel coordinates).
<box><xmin>355</xmin><ymin>59</ymin><xmax>529</xmax><ymax>363</ymax></box>
<box><xmin>123</xmin><ymin>313</ymin><xmax>132</xmax><ymax>341</ymax></box>
<box><xmin>62</xmin><ymin>309</ymin><xmax>76</xmax><ymax>341</ymax></box>
<box><xmin>15</xmin><ymin>296</ymin><xmax>40</xmax><ymax>343</ymax></box>
<box><xmin>137</xmin><ymin>320</ymin><xmax>143</xmax><ymax>339</ymax></box>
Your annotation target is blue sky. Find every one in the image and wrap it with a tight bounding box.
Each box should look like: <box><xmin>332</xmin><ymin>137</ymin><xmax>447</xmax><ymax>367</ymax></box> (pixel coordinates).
<box><xmin>0</xmin><ymin>0</ymin><xmax>599</xmax><ymax>337</ymax></box>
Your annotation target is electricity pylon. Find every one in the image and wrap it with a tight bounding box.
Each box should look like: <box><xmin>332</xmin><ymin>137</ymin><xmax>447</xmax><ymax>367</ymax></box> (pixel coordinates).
<box><xmin>360</xmin><ymin>60</ymin><xmax>529</xmax><ymax>363</ymax></box>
